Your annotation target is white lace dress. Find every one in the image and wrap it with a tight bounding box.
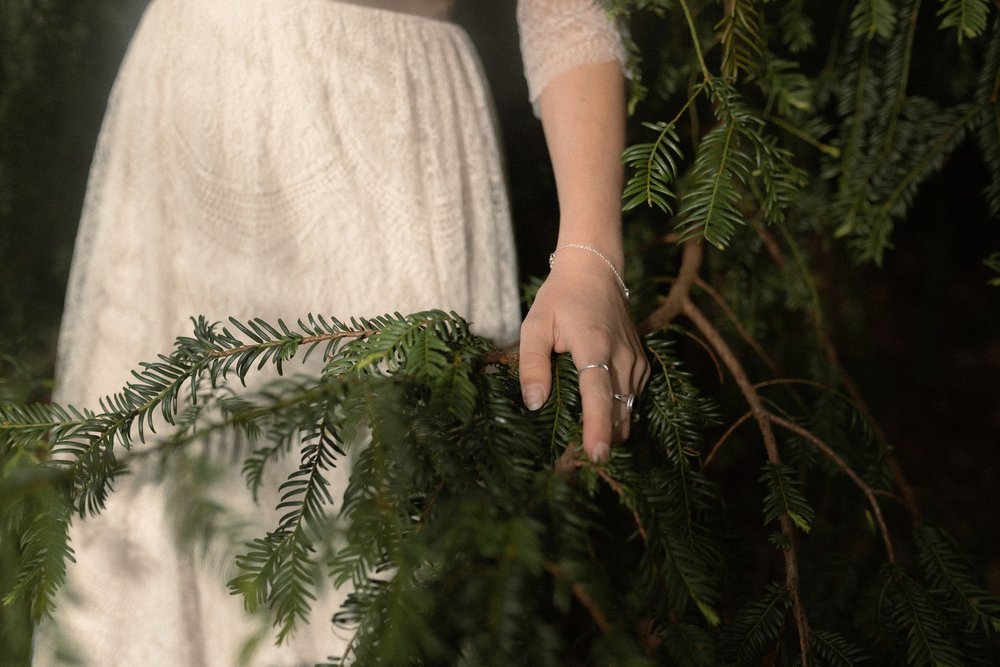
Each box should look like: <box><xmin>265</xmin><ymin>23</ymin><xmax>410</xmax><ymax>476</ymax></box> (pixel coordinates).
<box><xmin>37</xmin><ymin>1</ymin><xmax>623</xmax><ymax>664</ymax></box>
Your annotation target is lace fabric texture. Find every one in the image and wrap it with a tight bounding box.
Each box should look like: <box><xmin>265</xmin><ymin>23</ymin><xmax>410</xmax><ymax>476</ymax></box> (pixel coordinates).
<box><xmin>42</xmin><ymin>1</ymin><xmax>624</xmax><ymax>665</ymax></box>
<box><xmin>518</xmin><ymin>0</ymin><xmax>626</xmax><ymax>105</ymax></box>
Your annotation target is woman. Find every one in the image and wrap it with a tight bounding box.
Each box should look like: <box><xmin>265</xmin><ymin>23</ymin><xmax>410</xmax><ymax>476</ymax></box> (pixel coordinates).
<box><xmin>37</xmin><ymin>0</ymin><xmax>647</xmax><ymax>663</ymax></box>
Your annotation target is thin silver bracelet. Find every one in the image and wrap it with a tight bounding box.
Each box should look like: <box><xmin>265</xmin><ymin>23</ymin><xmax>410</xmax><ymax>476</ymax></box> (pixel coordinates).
<box><xmin>548</xmin><ymin>243</ymin><xmax>630</xmax><ymax>301</ymax></box>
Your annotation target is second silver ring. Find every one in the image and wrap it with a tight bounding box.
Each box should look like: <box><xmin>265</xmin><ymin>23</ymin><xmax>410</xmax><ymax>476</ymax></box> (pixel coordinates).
<box><xmin>613</xmin><ymin>392</ymin><xmax>637</xmax><ymax>413</ymax></box>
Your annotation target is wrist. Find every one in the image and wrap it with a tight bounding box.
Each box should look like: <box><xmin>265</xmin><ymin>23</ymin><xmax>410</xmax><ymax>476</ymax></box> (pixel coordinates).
<box><xmin>549</xmin><ymin>243</ymin><xmax>629</xmax><ymax>301</ymax></box>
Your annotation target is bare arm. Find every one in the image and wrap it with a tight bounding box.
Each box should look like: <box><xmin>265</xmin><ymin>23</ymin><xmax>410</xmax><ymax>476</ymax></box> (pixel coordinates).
<box><xmin>519</xmin><ymin>60</ymin><xmax>649</xmax><ymax>461</ymax></box>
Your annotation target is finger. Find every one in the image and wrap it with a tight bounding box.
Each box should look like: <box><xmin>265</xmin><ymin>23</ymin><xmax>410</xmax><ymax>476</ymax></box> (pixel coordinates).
<box><xmin>614</xmin><ymin>402</ymin><xmax>630</xmax><ymax>442</ymax></box>
<box><xmin>519</xmin><ymin>316</ymin><xmax>554</xmax><ymax>411</ymax></box>
<box><xmin>573</xmin><ymin>330</ymin><xmax>614</xmax><ymax>461</ymax></box>
<box><xmin>614</xmin><ymin>333</ymin><xmax>648</xmax><ymax>442</ymax></box>
<box><xmin>611</xmin><ymin>353</ymin><xmax>633</xmax><ymax>443</ymax></box>
<box><xmin>579</xmin><ymin>364</ymin><xmax>613</xmax><ymax>461</ymax></box>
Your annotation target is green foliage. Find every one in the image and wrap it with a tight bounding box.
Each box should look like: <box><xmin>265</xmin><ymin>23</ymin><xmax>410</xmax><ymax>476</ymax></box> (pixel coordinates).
<box><xmin>879</xmin><ymin>567</ymin><xmax>968</xmax><ymax>667</ymax></box>
<box><xmin>938</xmin><ymin>0</ymin><xmax>991</xmax><ymax>42</ymax></box>
<box><xmin>718</xmin><ymin>582</ymin><xmax>789</xmax><ymax>664</ymax></box>
<box><xmin>915</xmin><ymin>526</ymin><xmax>1000</xmax><ymax>635</ymax></box>
<box><xmin>760</xmin><ymin>462</ymin><xmax>815</xmax><ymax>534</ymax></box>
<box><xmin>809</xmin><ymin>629</ymin><xmax>871</xmax><ymax>666</ymax></box>
<box><xmin>850</xmin><ymin>0</ymin><xmax>898</xmax><ymax>41</ymax></box>
<box><xmin>986</xmin><ymin>252</ymin><xmax>1000</xmax><ymax>286</ymax></box>
<box><xmin>719</xmin><ymin>0</ymin><xmax>766</xmax><ymax>81</ymax></box>
<box><xmin>976</xmin><ymin>25</ymin><xmax>1000</xmax><ymax>218</ymax></box>
<box><xmin>622</xmin><ymin>121</ymin><xmax>684</xmax><ymax>214</ymax></box>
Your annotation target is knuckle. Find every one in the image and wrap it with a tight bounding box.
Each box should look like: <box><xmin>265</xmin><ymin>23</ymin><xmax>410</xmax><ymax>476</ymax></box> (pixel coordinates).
<box><xmin>582</xmin><ymin>326</ymin><xmax>614</xmax><ymax>354</ymax></box>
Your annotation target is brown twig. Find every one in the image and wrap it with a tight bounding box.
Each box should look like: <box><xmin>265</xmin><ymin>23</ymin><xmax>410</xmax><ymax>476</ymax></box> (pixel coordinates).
<box><xmin>769</xmin><ymin>414</ymin><xmax>896</xmax><ymax>563</ymax></box>
<box><xmin>553</xmin><ymin>448</ymin><xmax>650</xmax><ymax>543</ymax></box>
<box><xmin>544</xmin><ymin>561</ymin><xmax>612</xmax><ymax>636</ymax></box>
<box><xmin>679</xmin><ymin>327</ymin><xmax>725</xmax><ymax>384</ymax></box>
<box><xmin>595</xmin><ymin>466</ymin><xmax>650</xmax><ymax>543</ymax></box>
<box><xmin>704</xmin><ymin>410</ymin><xmax>753</xmax><ymax>468</ymax></box>
<box><xmin>639</xmin><ymin>240</ymin><xmax>704</xmax><ymax>335</ymax></box>
<box><xmin>694</xmin><ymin>276</ymin><xmax>784</xmax><ymax>379</ymax></box>
<box><xmin>482</xmin><ymin>349</ymin><xmax>520</xmax><ymax>366</ymax></box>
<box><xmin>682</xmin><ymin>300</ymin><xmax>811</xmax><ymax>665</ymax></box>
<box><xmin>755</xmin><ymin>222</ymin><xmax>788</xmax><ymax>268</ymax></box>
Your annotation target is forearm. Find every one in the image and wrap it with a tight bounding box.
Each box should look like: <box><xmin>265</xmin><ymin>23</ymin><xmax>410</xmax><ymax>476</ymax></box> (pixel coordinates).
<box><xmin>538</xmin><ymin>59</ymin><xmax>626</xmax><ymax>269</ymax></box>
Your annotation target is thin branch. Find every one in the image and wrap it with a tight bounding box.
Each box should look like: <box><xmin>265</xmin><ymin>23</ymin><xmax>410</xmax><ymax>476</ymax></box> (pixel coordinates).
<box><xmin>682</xmin><ymin>299</ymin><xmax>811</xmax><ymax>665</ymax></box>
<box><xmin>769</xmin><ymin>414</ymin><xmax>896</xmax><ymax>563</ymax></box>
<box><xmin>544</xmin><ymin>561</ymin><xmax>612</xmax><ymax>636</ymax></box>
<box><xmin>704</xmin><ymin>410</ymin><xmax>753</xmax><ymax>468</ymax></box>
<box><xmin>677</xmin><ymin>0</ymin><xmax>712</xmax><ymax>81</ymax></box>
<box><xmin>768</xmin><ymin>114</ymin><xmax>841</xmax><ymax>157</ymax></box>
<box><xmin>640</xmin><ymin>240</ymin><xmax>704</xmax><ymax>334</ymax></box>
<box><xmin>596</xmin><ymin>466</ymin><xmax>650</xmax><ymax>543</ymax></box>
<box><xmin>679</xmin><ymin>327</ymin><xmax>725</xmax><ymax>384</ymax></box>
<box><xmin>482</xmin><ymin>350</ymin><xmax>519</xmax><ymax>366</ymax></box>
<box><xmin>206</xmin><ymin>329</ymin><xmax>371</xmax><ymax>360</ymax></box>
<box><xmin>694</xmin><ymin>276</ymin><xmax>783</xmax><ymax>379</ymax></box>
<box><xmin>754</xmin><ymin>223</ymin><xmax>787</xmax><ymax>268</ymax></box>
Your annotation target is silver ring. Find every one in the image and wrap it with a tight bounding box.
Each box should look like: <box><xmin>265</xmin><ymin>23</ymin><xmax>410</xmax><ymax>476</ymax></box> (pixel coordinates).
<box><xmin>577</xmin><ymin>363</ymin><xmax>610</xmax><ymax>374</ymax></box>
<box><xmin>614</xmin><ymin>392</ymin><xmax>637</xmax><ymax>413</ymax></box>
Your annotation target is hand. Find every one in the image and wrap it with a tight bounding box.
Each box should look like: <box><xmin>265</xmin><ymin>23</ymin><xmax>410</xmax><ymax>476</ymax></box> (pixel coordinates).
<box><xmin>519</xmin><ymin>249</ymin><xmax>649</xmax><ymax>461</ymax></box>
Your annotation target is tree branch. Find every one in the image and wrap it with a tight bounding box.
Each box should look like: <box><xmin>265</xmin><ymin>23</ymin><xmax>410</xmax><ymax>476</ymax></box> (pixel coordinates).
<box><xmin>768</xmin><ymin>414</ymin><xmax>896</xmax><ymax>563</ymax></box>
<box><xmin>681</xmin><ymin>299</ymin><xmax>811</xmax><ymax>665</ymax></box>
<box><xmin>544</xmin><ymin>561</ymin><xmax>612</xmax><ymax>636</ymax></box>
<box><xmin>639</xmin><ymin>240</ymin><xmax>704</xmax><ymax>335</ymax></box>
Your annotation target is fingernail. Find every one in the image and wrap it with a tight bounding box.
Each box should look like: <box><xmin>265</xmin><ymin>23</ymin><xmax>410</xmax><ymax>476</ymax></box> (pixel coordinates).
<box><xmin>524</xmin><ymin>385</ymin><xmax>545</xmax><ymax>411</ymax></box>
<box><xmin>590</xmin><ymin>442</ymin><xmax>609</xmax><ymax>462</ymax></box>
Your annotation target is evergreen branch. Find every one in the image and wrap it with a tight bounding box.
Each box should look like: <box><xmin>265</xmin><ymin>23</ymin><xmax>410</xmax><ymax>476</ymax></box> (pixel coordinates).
<box><xmin>595</xmin><ymin>464</ymin><xmax>650</xmax><ymax>543</ymax></box>
<box><xmin>1</xmin><ymin>487</ymin><xmax>72</xmax><ymax>621</ymax></box>
<box><xmin>833</xmin><ymin>33</ymin><xmax>877</xmax><ymax>236</ymax></box>
<box><xmin>538</xmin><ymin>355</ymin><xmax>582</xmax><ymax>459</ymax></box>
<box><xmin>768</xmin><ymin>414</ymin><xmax>896</xmax><ymax>563</ymax></box>
<box><xmin>544</xmin><ymin>561</ymin><xmax>612</xmax><ymax>636</ymax></box>
<box><xmin>777</xmin><ymin>0</ymin><xmax>817</xmax><ymax>53</ymax></box>
<box><xmin>848</xmin><ymin>101</ymin><xmax>982</xmax><ymax>263</ymax></box>
<box><xmin>760</xmin><ymin>462</ymin><xmax>815</xmax><ymax>534</ymax></box>
<box><xmin>975</xmin><ymin>23</ymin><xmax>1000</xmax><ymax>217</ymax></box>
<box><xmin>660</xmin><ymin>622</ymin><xmax>716</xmax><ymax>666</ymax></box>
<box><xmin>938</xmin><ymin>0</ymin><xmax>991</xmax><ymax>42</ymax></box>
<box><xmin>850</xmin><ymin>0</ymin><xmax>899</xmax><ymax>40</ymax></box>
<box><xmin>810</xmin><ymin>628</ymin><xmax>872</xmax><ymax>665</ymax></box>
<box><xmin>881</xmin><ymin>567</ymin><xmax>968</xmax><ymax>666</ymax></box>
<box><xmin>676</xmin><ymin>115</ymin><xmax>749</xmax><ymax>249</ymax></box>
<box><xmin>719</xmin><ymin>582</ymin><xmax>789</xmax><ymax>663</ymax></box>
<box><xmin>622</xmin><ymin>121</ymin><xmax>683</xmax><ymax>214</ymax></box>
<box><xmin>768</xmin><ymin>113</ymin><xmax>841</xmax><ymax>157</ymax></box>
<box><xmin>915</xmin><ymin>525</ymin><xmax>1000</xmax><ymax>634</ymax></box>
<box><xmin>719</xmin><ymin>0</ymin><xmax>766</xmax><ymax>81</ymax></box>
<box><xmin>680</xmin><ymin>300</ymin><xmax>811</xmax><ymax>664</ymax></box>
<box><xmin>890</xmin><ymin>1</ymin><xmax>923</xmax><ymax>150</ymax></box>
<box><xmin>677</xmin><ymin>0</ymin><xmax>712</xmax><ymax>80</ymax></box>
<box><xmin>788</xmin><ymin>231</ymin><xmax>924</xmax><ymax>523</ymax></box>
<box><xmin>986</xmin><ymin>252</ymin><xmax>1000</xmax><ymax>286</ymax></box>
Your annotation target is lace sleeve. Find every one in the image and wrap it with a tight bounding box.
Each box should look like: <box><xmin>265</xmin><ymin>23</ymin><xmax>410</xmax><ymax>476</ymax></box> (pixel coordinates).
<box><xmin>516</xmin><ymin>0</ymin><xmax>626</xmax><ymax>109</ymax></box>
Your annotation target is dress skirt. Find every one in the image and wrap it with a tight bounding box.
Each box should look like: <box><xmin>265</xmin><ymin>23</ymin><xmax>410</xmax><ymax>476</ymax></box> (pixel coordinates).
<box><xmin>37</xmin><ymin>1</ymin><xmax>521</xmax><ymax>664</ymax></box>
